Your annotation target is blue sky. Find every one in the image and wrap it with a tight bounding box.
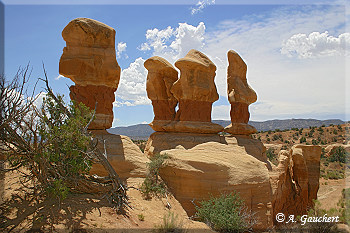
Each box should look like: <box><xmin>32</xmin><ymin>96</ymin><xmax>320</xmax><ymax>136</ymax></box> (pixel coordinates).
<box><xmin>2</xmin><ymin>0</ymin><xmax>349</xmax><ymax>126</ymax></box>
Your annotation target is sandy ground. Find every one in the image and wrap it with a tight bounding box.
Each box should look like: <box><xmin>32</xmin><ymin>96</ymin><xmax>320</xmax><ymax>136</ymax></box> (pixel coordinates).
<box><xmin>318</xmin><ymin>175</ymin><xmax>350</xmax><ymax>210</ymax></box>
<box><xmin>1</xmin><ymin>168</ymin><xmax>213</xmax><ymax>232</ymax></box>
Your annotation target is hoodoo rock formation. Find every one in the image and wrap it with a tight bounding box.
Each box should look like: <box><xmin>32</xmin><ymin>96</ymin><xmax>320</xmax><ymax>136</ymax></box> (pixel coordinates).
<box><xmin>59</xmin><ymin>18</ymin><xmax>121</xmax><ymax>130</ymax></box>
<box><xmin>169</xmin><ymin>50</ymin><xmax>223</xmax><ymax>134</ymax></box>
<box><xmin>60</xmin><ymin>18</ymin><xmax>148</xmax><ymax>181</ymax></box>
<box><xmin>144</xmin><ymin>50</ymin><xmax>223</xmax><ymax>134</ymax></box>
<box><xmin>270</xmin><ymin>145</ymin><xmax>321</xmax><ymax>225</ymax></box>
<box><xmin>144</xmin><ymin>56</ymin><xmax>178</xmax><ymax>132</ymax></box>
<box><xmin>224</xmin><ymin>50</ymin><xmax>257</xmax><ymax>135</ymax></box>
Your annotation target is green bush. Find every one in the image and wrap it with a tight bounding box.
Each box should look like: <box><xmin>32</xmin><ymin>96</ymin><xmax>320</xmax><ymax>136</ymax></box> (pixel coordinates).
<box><xmin>266</xmin><ymin>148</ymin><xmax>278</xmax><ymax>165</ymax></box>
<box><xmin>195</xmin><ymin>192</ymin><xmax>255</xmax><ymax>233</ymax></box>
<box><xmin>300</xmin><ymin>136</ymin><xmax>306</xmax><ymax>143</ymax></box>
<box><xmin>140</xmin><ymin>153</ymin><xmax>169</xmax><ymax>198</ymax></box>
<box><xmin>328</xmin><ymin>146</ymin><xmax>347</xmax><ymax>163</ymax></box>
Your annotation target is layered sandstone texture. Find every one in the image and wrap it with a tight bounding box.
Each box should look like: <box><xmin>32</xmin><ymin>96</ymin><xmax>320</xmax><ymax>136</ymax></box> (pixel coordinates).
<box><xmin>224</xmin><ymin>50</ymin><xmax>257</xmax><ymax>135</ymax></box>
<box><xmin>270</xmin><ymin>145</ymin><xmax>321</xmax><ymax>225</ymax></box>
<box><xmin>144</xmin><ymin>56</ymin><xmax>178</xmax><ymax>132</ymax></box>
<box><xmin>59</xmin><ymin>18</ymin><xmax>121</xmax><ymax>129</ymax></box>
<box><xmin>144</xmin><ymin>132</ymin><xmax>273</xmax><ymax>230</ymax></box>
<box><xmin>166</xmin><ymin>50</ymin><xmax>223</xmax><ymax>134</ymax></box>
<box><xmin>89</xmin><ymin>130</ymin><xmax>149</xmax><ymax>180</ymax></box>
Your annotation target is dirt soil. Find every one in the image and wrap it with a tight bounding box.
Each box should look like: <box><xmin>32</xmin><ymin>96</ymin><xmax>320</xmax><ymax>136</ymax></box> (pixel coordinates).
<box><xmin>1</xmin><ymin>168</ymin><xmax>213</xmax><ymax>232</ymax></box>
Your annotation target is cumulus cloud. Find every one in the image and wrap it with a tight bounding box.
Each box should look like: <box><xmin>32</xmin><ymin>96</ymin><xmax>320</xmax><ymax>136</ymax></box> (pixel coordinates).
<box><xmin>139</xmin><ymin>22</ymin><xmax>205</xmax><ymax>63</ymax></box>
<box><xmin>281</xmin><ymin>31</ymin><xmax>350</xmax><ymax>58</ymax></box>
<box><xmin>116</xmin><ymin>42</ymin><xmax>127</xmax><ymax>59</ymax></box>
<box><xmin>191</xmin><ymin>0</ymin><xmax>215</xmax><ymax>15</ymax></box>
<box><xmin>115</xmin><ymin>57</ymin><xmax>150</xmax><ymax>106</ymax></box>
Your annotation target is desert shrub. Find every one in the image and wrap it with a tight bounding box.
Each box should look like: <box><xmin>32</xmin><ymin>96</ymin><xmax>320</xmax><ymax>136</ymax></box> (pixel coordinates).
<box><xmin>312</xmin><ymin>139</ymin><xmax>318</xmax><ymax>145</ymax></box>
<box><xmin>300</xmin><ymin>136</ymin><xmax>306</xmax><ymax>143</ymax></box>
<box><xmin>266</xmin><ymin>148</ymin><xmax>278</xmax><ymax>165</ymax></box>
<box><xmin>328</xmin><ymin>146</ymin><xmax>347</xmax><ymax>163</ymax></box>
<box><xmin>324</xmin><ymin>169</ymin><xmax>344</xmax><ymax>180</ymax></box>
<box><xmin>195</xmin><ymin>192</ymin><xmax>255</xmax><ymax>233</ymax></box>
<box><xmin>154</xmin><ymin>212</ymin><xmax>185</xmax><ymax>233</ymax></box>
<box><xmin>140</xmin><ymin>153</ymin><xmax>169</xmax><ymax>198</ymax></box>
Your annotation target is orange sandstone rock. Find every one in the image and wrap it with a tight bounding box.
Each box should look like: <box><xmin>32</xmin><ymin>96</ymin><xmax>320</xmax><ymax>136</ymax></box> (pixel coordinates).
<box><xmin>270</xmin><ymin>145</ymin><xmax>321</xmax><ymax>225</ymax></box>
<box><xmin>168</xmin><ymin>49</ymin><xmax>223</xmax><ymax>133</ymax></box>
<box><xmin>224</xmin><ymin>50</ymin><xmax>257</xmax><ymax>135</ymax></box>
<box><xmin>144</xmin><ymin>132</ymin><xmax>272</xmax><ymax>230</ymax></box>
<box><xmin>59</xmin><ymin>18</ymin><xmax>121</xmax><ymax>129</ymax></box>
<box><xmin>144</xmin><ymin>56</ymin><xmax>178</xmax><ymax>131</ymax></box>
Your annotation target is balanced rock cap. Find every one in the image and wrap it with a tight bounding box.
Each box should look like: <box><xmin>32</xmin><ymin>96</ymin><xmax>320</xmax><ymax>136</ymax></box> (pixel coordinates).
<box><xmin>144</xmin><ymin>56</ymin><xmax>178</xmax><ymax>79</ymax></box>
<box><xmin>175</xmin><ymin>49</ymin><xmax>216</xmax><ymax>71</ymax></box>
<box><xmin>62</xmin><ymin>18</ymin><xmax>116</xmax><ymax>48</ymax></box>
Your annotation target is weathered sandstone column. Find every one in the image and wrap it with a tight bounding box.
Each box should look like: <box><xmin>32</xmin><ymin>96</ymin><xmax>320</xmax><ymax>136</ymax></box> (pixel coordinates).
<box><xmin>224</xmin><ymin>50</ymin><xmax>257</xmax><ymax>135</ymax></box>
<box><xmin>144</xmin><ymin>56</ymin><xmax>178</xmax><ymax>131</ymax></box>
<box><xmin>270</xmin><ymin>145</ymin><xmax>321</xmax><ymax>225</ymax></box>
<box><xmin>168</xmin><ymin>49</ymin><xmax>223</xmax><ymax>133</ymax></box>
<box><xmin>59</xmin><ymin>18</ymin><xmax>121</xmax><ymax>129</ymax></box>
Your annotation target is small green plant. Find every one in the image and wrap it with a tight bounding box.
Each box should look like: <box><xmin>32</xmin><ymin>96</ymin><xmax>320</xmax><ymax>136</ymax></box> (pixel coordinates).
<box><xmin>154</xmin><ymin>212</ymin><xmax>185</xmax><ymax>233</ymax></box>
<box><xmin>195</xmin><ymin>192</ymin><xmax>255</xmax><ymax>233</ymax></box>
<box><xmin>266</xmin><ymin>148</ymin><xmax>278</xmax><ymax>165</ymax></box>
<box><xmin>138</xmin><ymin>213</ymin><xmax>145</xmax><ymax>221</ymax></box>
<box><xmin>140</xmin><ymin>153</ymin><xmax>169</xmax><ymax>198</ymax></box>
<box><xmin>300</xmin><ymin>136</ymin><xmax>306</xmax><ymax>143</ymax></box>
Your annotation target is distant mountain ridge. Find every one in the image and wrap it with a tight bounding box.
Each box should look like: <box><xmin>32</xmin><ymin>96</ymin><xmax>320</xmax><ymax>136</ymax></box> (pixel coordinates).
<box><xmin>107</xmin><ymin>119</ymin><xmax>345</xmax><ymax>140</ymax></box>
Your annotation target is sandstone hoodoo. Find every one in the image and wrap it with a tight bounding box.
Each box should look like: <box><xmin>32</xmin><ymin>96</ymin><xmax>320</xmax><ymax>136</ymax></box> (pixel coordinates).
<box><xmin>144</xmin><ymin>56</ymin><xmax>178</xmax><ymax>132</ymax></box>
<box><xmin>224</xmin><ymin>50</ymin><xmax>257</xmax><ymax>135</ymax></box>
<box><xmin>59</xmin><ymin>18</ymin><xmax>121</xmax><ymax>130</ymax></box>
<box><xmin>170</xmin><ymin>50</ymin><xmax>223</xmax><ymax>134</ymax></box>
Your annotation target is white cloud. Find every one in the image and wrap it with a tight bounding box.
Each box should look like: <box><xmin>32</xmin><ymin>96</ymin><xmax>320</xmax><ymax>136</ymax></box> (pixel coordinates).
<box><xmin>191</xmin><ymin>0</ymin><xmax>215</xmax><ymax>15</ymax></box>
<box><xmin>115</xmin><ymin>57</ymin><xmax>151</xmax><ymax>106</ymax></box>
<box><xmin>281</xmin><ymin>31</ymin><xmax>350</xmax><ymax>58</ymax></box>
<box><xmin>139</xmin><ymin>22</ymin><xmax>205</xmax><ymax>63</ymax></box>
<box><xmin>199</xmin><ymin>5</ymin><xmax>348</xmax><ymax>120</ymax></box>
<box><xmin>116</xmin><ymin>42</ymin><xmax>128</xmax><ymax>59</ymax></box>
<box><xmin>32</xmin><ymin>92</ymin><xmax>47</xmax><ymax>110</ymax></box>
<box><xmin>55</xmin><ymin>75</ymin><xmax>64</xmax><ymax>80</ymax></box>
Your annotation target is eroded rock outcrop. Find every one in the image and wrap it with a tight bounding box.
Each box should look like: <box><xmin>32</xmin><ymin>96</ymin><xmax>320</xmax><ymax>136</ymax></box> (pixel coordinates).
<box><xmin>270</xmin><ymin>145</ymin><xmax>321</xmax><ymax>224</ymax></box>
<box><xmin>146</xmin><ymin>50</ymin><xmax>223</xmax><ymax>134</ymax></box>
<box><xmin>144</xmin><ymin>56</ymin><xmax>178</xmax><ymax>132</ymax></box>
<box><xmin>224</xmin><ymin>50</ymin><xmax>257</xmax><ymax>135</ymax></box>
<box><xmin>59</xmin><ymin>18</ymin><xmax>121</xmax><ymax>129</ymax></box>
<box><xmin>89</xmin><ymin>130</ymin><xmax>149</xmax><ymax>180</ymax></box>
<box><xmin>145</xmin><ymin>133</ymin><xmax>273</xmax><ymax>230</ymax></box>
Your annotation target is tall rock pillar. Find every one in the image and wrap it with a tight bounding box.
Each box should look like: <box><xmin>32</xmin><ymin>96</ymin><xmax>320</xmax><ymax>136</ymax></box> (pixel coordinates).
<box><xmin>224</xmin><ymin>50</ymin><xmax>257</xmax><ymax>135</ymax></box>
<box><xmin>59</xmin><ymin>18</ymin><xmax>121</xmax><ymax>129</ymax></box>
